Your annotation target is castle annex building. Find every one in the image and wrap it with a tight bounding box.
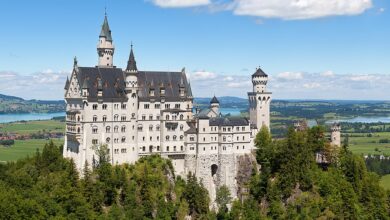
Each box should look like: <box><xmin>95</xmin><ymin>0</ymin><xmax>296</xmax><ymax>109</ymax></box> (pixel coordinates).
<box><xmin>63</xmin><ymin>15</ymin><xmax>272</xmax><ymax>201</ymax></box>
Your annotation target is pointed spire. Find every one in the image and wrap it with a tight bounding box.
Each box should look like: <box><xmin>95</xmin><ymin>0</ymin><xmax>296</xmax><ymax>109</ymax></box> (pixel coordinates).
<box><xmin>187</xmin><ymin>81</ymin><xmax>193</xmax><ymax>97</ymax></box>
<box><xmin>99</xmin><ymin>14</ymin><xmax>112</xmax><ymax>42</ymax></box>
<box><xmin>210</xmin><ymin>95</ymin><xmax>219</xmax><ymax>104</ymax></box>
<box><xmin>252</xmin><ymin>66</ymin><xmax>268</xmax><ymax>78</ymax></box>
<box><xmin>64</xmin><ymin>76</ymin><xmax>70</xmax><ymax>90</ymax></box>
<box><xmin>73</xmin><ymin>56</ymin><xmax>78</xmax><ymax>67</ymax></box>
<box><xmin>126</xmin><ymin>43</ymin><xmax>138</xmax><ymax>72</ymax></box>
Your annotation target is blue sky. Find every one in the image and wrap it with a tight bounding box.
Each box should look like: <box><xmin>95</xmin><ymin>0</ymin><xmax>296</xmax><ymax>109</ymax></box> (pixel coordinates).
<box><xmin>0</xmin><ymin>0</ymin><xmax>389</xmax><ymax>100</ymax></box>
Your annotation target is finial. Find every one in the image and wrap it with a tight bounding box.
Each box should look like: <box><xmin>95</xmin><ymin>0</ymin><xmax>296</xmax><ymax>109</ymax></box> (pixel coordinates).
<box><xmin>131</xmin><ymin>41</ymin><xmax>133</xmax><ymax>50</ymax></box>
<box><xmin>105</xmin><ymin>6</ymin><xmax>107</xmax><ymax>16</ymax></box>
<box><xmin>74</xmin><ymin>56</ymin><xmax>78</xmax><ymax>66</ymax></box>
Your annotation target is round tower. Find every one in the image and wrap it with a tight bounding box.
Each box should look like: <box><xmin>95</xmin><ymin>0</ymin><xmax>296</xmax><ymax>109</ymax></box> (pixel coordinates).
<box><xmin>331</xmin><ymin>123</ymin><xmax>341</xmax><ymax>147</ymax></box>
<box><xmin>97</xmin><ymin>14</ymin><xmax>115</xmax><ymax>67</ymax></box>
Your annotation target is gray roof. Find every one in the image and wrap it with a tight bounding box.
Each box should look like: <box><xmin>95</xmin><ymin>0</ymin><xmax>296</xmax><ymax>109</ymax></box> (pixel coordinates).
<box><xmin>210</xmin><ymin>96</ymin><xmax>219</xmax><ymax>104</ymax></box>
<box><xmin>75</xmin><ymin>67</ymin><xmax>126</xmax><ymax>99</ymax></box>
<box><xmin>252</xmin><ymin>67</ymin><xmax>268</xmax><ymax>77</ymax></box>
<box><xmin>137</xmin><ymin>71</ymin><xmax>192</xmax><ymax>101</ymax></box>
<box><xmin>126</xmin><ymin>46</ymin><xmax>137</xmax><ymax>72</ymax></box>
<box><xmin>209</xmin><ymin>117</ymin><xmax>249</xmax><ymax>127</ymax></box>
<box><xmin>64</xmin><ymin>77</ymin><xmax>70</xmax><ymax>90</ymax></box>
<box><xmin>185</xmin><ymin>123</ymin><xmax>197</xmax><ymax>134</ymax></box>
<box><xmin>197</xmin><ymin>108</ymin><xmax>217</xmax><ymax>118</ymax></box>
<box><xmin>99</xmin><ymin>16</ymin><xmax>112</xmax><ymax>42</ymax></box>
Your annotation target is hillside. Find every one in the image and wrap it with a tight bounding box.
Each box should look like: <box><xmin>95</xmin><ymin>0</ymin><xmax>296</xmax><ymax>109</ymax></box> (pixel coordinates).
<box><xmin>0</xmin><ymin>94</ymin><xmax>65</xmax><ymax>114</ymax></box>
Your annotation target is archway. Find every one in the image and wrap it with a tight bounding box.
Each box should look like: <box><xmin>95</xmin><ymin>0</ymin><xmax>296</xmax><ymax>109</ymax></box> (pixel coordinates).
<box><xmin>211</xmin><ymin>164</ymin><xmax>218</xmax><ymax>177</ymax></box>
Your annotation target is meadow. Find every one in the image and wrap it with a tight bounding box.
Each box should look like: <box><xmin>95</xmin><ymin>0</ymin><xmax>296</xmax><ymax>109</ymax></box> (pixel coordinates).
<box><xmin>0</xmin><ymin>139</ymin><xmax>63</xmax><ymax>162</ymax></box>
<box><xmin>347</xmin><ymin>132</ymin><xmax>390</xmax><ymax>156</ymax></box>
<box><xmin>0</xmin><ymin>120</ymin><xmax>64</xmax><ymax>135</ymax></box>
<box><xmin>380</xmin><ymin>174</ymin><xmax>390</xmax><ymax>190</ymax></box>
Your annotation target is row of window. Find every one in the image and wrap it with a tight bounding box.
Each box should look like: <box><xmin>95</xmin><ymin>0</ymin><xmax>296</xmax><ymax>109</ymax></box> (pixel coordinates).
<box><xmin>141</xmin><ymin>145</ymin><xmax>184</xmax><ymax>152</ymax></box>
<box><xmin>103</xmin><ymin>126</ymin><xmax>127</xmax><ymax>133</ymax></box>
<box><xmin>137</xmin><ymin>124</ymin><xmax>184</xmax><ymax>131</ymax></box>
<box><xmin>93</xmin><ymin>114</ymin><xmax>133</xmax><ymax>122</ymax></box>
<box><xmin>201</xmin><ymin>126</ymin><xmax>247</xmax><ymax>132</ymax></box>
<box><xmin>143</xmin><ymin>103</ymin><xmax>183</xmax><ymax>109</ymax></box>
<box><xmin>92</xmin><ymin>104</ymin><xmax>127</xmax><ymax>110</ymax></box>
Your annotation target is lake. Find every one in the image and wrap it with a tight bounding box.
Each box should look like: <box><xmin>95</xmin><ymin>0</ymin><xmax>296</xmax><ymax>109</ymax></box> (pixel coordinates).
<box><xmin>0</xmin><ymin>112</ymin><xmax>66</xmax><ymax>123</ymax></box>
<box><xmin>327</xmin><ymin>116</ymin><xmax>390</xmax><ymax>124</ymax></box>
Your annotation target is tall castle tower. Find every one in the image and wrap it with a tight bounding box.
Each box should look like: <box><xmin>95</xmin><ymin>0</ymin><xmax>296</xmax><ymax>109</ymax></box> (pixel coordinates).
<box><xmin>210</xmin><ymin>96</ymin><xmax>220</xmax><ymax>116</ymax></box>
<box><xmin>331</xmin><ymin>123</ymin><xmax>341</xmax><ymax>147</ymax></box>
<box><xmin>248</xmin><ymin>67</ymin><xmax>272</xmax><ymax>130</ymax></box>
<box><xmin>97</xmin><ymin>15</ymin><xmax>115</xmax><ymax>67</ymax></box>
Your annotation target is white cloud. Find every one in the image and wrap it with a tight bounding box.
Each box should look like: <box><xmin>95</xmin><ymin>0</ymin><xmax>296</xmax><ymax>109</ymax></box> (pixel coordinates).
<box><xmin>379</xmin><ymin>7</ymin><xmax>385</xmax><ymax>13</ymax></box>
<box><xmin>223</xmin><ymin>76</ymin><xmax>234</xmax><ymax>81</ymax></box>
<box><xmin>227</xmin><ymin>81</ymin><xmax>251</xmax><ymax>88</ymax></box>
<box><xmin>0</xmin><ymin>70</ymin><xmax>70</xmax><ymax>100</ymax></box>
<box><xmin>152</xmin><ymin>0</ymin><xmax>210</xmax><ymax>8</ymax></box>
<box><xmin>303</xmin><ymin>82</ymin><xmax>321</xmax><ymax>89</ymax></box>
<box><xmin>320</xmin><ymin>70</ymin><xmax>334</xmax><ymax>77</ymax></box>
<box><xmin>277</xmin><ymin>71</ymin><xmax>303</xmax><ymax>80</ymax></box>
<box><xmin>233</xmin><ymin>0</ymin><xmax>373</xmax><ymax>20</ymax></box>
<box><xmin>190</xmin><ymin>71</ymin><xmax>217</xmax><ymax>80</ymax></box>
<box><xmin>151</xmin><ymin>0</ymin><xmax>373</xmax><ymax>20</ymax></box>
<box><xmin>349</xmin><ymin>74</ymin><xmax>380</xmax><ymax>81</ymax></box>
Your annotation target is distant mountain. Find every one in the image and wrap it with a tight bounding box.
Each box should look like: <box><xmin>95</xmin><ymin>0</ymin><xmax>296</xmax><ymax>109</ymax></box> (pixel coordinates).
<box><xmin>0</xmin><ymin>94</ymin><xmax>65</xmax><ymax>114</ymax></box>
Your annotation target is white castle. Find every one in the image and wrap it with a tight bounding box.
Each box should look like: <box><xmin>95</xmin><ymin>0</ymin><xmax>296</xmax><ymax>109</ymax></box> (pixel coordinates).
<box><xmin>63</xmin><ymin>15</ymin><xmax>272</xmax><ymax>201</ymax></box>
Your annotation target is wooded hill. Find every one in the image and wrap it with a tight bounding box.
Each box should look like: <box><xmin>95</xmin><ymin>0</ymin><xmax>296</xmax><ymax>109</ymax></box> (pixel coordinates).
<box><xmin>0</xmin><ymin>126</ymin><xmax>389</xmax><ymax>219</ymax></box>
<box><xmin>0</xmin><ymin>94</ymin><xmax>65</xmax><ymax>114</ymax></box>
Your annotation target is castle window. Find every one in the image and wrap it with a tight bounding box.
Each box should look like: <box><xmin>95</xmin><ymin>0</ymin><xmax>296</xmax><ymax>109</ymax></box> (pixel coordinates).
<box><xmin>223</xmin><ymin>128</ymin><xmax>226</xmax><ymax>132</ymax></box>
<box><xmin>236</xmin><ymin>127</ymin><xmax>239</xmax><ymax>131</ymax></box>
<box><xmin>243</xmin><ymin>146</ymin><xmax>245</xmax><ymax>149</ymax></box>
<box><xmin>132</xmin><ymin>113</ymin><xmax>135</xmax><ymax>119</ymax></box>
<box><xmin>157</xmin><ymin>136</ymin><xmax>159</xmax><ymax>141</ymax></box>
<box><xmin>228</xmin><ymin>128</ymin><xmax>231</xmax><ymax>132</ymax></box>
<box><xmin>242</xmin><ymin>127</ymin><xmax>245</xmax><ymax>131</ymax></box>
<box><xmin>121</xmin><ymin>149</ymin><xmax>127</xmax><ymax>153</ymax></box>
<box><xmin>203</xmin><ymin>137</ymin><xmax>206</xmax><ymax>142</ymax></box>
<box><xmin>174</xmin><ymin>146</ymin><xmax>177</xmax><ymax>151</ymax></box>
<box><xmin>103</xmin><ymin>115</ymin><xmax>107</xmax><ymax>122</ymax></box>
<box><xmin>180</xmin><ymin>135</ymin><xmax>184</xmax><ymax>141</ymax></box>
<box><xmin>155</xmin><ymin>104</ymin><xmax>160</xmax><ymax>109</ymax></box>
<box><xmin>175</xmin><ymin>104</ymin><xmax>180</xmax><ymax>109</ymax></box>
<box><xmin>173</xmin><ymin>135</ymin><xmax>177</xmax><ymax>141</ymax></box>
<box><xmin>157</xmin><ymin>146</ymin><xmax>160</xmax><ymax>151</ymax></box>
<box><xmin>106</xmin><ymin>137</ymin><xmax>110</xmax><ymax>143</ymax></box>
<box><xmin>103</xmin><ymin>104</ymin><xmax>107</xmax><ymax>110</ymax></box>
<box><xmin>143</xmin><ymin>137</ymin><xmax>145</xmax><ymax>141</ymax></box>
<box><xmin>166</xmin><ymin>146</ymin><xmax>170</xmax><ymax>151</ymax></box>
<box><xmin>142</xmin><ymin>146</ymin><xmax>146</xmax><ymax>152</ymax></box>
<box><xmin>121</xmin><ymin>126</ymin><xmax>126</xmax><ymax>132</ymax></box>
<box><xmin>223</xmin><ymin>136</ymin><xmax>226</xmax><ymax>142</ymax></box>
<box><xmin>92</xmin><ymin>127</ymin><xmax>98</xmax><ymax>134</ymax></box>
<box><xmin>156</xmin><ymin>125</ymin><xmax>160</xmax><ymax>131</ymax></box>
<box><xmin>237</xmin><ymin>136</ymin><xmax>239</xmax><ymax>141</ymax></box>
<box><xmin>166</xmin><ymin>115</ymin><xmax>170</xmax><ymax>120</ymax></box>
<box><xmin>114</xmin><ymin>104</ymin><xmax>119</xmax><ymax>109</ymax></box>
<box><xmin>121</xmin><ymin>137</ymin><xmax>126</xmax><ymax>143</ymax></box>
<box><xmin>181</xmin><ymin>146</ymin><xmax>183</xmax><ymax>151</ymax></box>
<box><xmin>149</xmin><ymin>89</ymin><xmax>155</xmax><ymax>96</ymax></box>
<box><xmin>121</xmin><ymin>104</ymin><xmax>126</xmax><ymax>109</ymax></box>
<box><xmin>150</xmin><ymin>136</ymin><xmax>152</xmax><ymax>141</ymax></box>
<box><xmin>165</xmin><ymin>104</ymin><xmax>170</xmax><ymax>109</ymax></box>
<box><xmin>114</xmin><ymin>115</ymin><xmax>119</xmax><ymax>121</ymax></box>
<box><xmin>106</xmin><ymin>126</ymin><xmax>111</xmax><ymax>133</ymax></box>
<box><xmin>203</xmin><ymin>128</ymin><xmax>205</xmax><ymax>132</ymax></box>
<box><xmin>149</xmin><ymin>115</ymin><xmax>153</xmax><ymax>120</ymax></box>
<box><xmin>180</xmin><ymin>115</ymin><xmax>184</xmax><ymax>120</ymax></box>
<box><xmin>149</xmin><ymin>125</ymin><xmax>153</xmax><ymax>131</ymax></box>
<box><xmin>166</xmin><ymin>135</ymin><xmax>170</xmax><ymax>141</ymax></box>
<box><xmin>237</xmin><ymin>146</ymin><xmax>239</xmax><ymax>150</ymax></box>
<box><xmin>92</xmin><ymin>139</ymin><xmax>98</xmax><ymax>145</ymax></box>
<box><xmin>180</xmin><ymin>125</ymin><xmax>184</xmax><ymax>131</ymax></box>
<box><xmin>242</xmin><ymin>136</ymin><xmax>245</xmax><ymax>140</ymax></box>
<box><xmin>121</xmin><ymin>116</ymin><xmax>126</xmax><ymax>121</ymax></box>
<box><xmin>132</xmin><ymin>93</ymin><xmax>136</xmax><ymax>98</ymax></box>
<box><xmin>144</xmin><ymin>104</ymin><xmax>150</xmax><ymax>109</ymax></box>
<box><xmin>156</xmin><ymin>115</ymin><xmax>160</xmax><ymax>120</ymax></box>
<box><xmin>114</xmin><ymin>126</ymin><xmax>119</xmax><ymax>133</ymax></box>
<box><xmin>93</xmin><ymin>104</ymin><xmax>98</xmax><ymax>110</ymax></box>
<box><xmin>203</xmin><ymin>147</ymin><xmax>205</xmax><ymax>151</ymax></box>
<box><xmin>190</xmin><ymin>137</ymin><xmax>195</xmax><ymax>141</ymax></box>
<box><xmin>160</xmin><ymin>88</ymin><xmax>165</xmax><ymax>95</ymax></box>
<box><xmin>142</xmin><ymin>115</ymin><xmax>146</xmax><ymax>120</ymax></box>
<box><xmin>93</xmin><ymin>115</ymin><xmax>97</xmax><ymax>122</ymax></box>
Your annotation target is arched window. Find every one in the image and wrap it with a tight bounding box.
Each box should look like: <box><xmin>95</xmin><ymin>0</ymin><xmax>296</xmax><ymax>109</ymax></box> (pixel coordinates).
<box><xmin>149</xmin><ymin>125</ymin><xmax>153</xmax><ymax>131</ymax></box>
<box><xmin>180</xmin><ymin>114</ymin><xmax>184</xmax><ymax>120</ymax></box>
<box><xmin>114</xmin><ymin>114</ymin><xmax>119</xmax><ymax>121</ymax></box>
<box><xmin>93</xmin><ymin>115</ymin><xmax>97</xmax><ymax>122</ymax></box>
<box><xmin>106</xmin><ymin>126</ymin><xmax>111</xmax><ymax>133</ymax></box>
<box><xmin>92</xmin><ymin>127</ymin><xmax>98</xmax><ymax>134</ymax></box>
<box><xmin>156</xmin><ymin>125</ymin><xmax>160</xmax><ymax>131</ymax></box>
<box><xmin>138</xmin><ymin>124</ymin><xmax>143</xmax><ymax>131</ymax></box>
<box><xmin>166</xmin><ymin>146</ymin><xmax>170</xmax><ymax>151</ymax></box>
<box><xmin>157</xmin><ymin>146</ymin><xmax>160</xmax><ymax>151</ymax></box>
<box><xmin>106</xmin><ymin>137</ymin><xmax>110</xmax><ymax>143</ymax></box>
<box><xmin>149</xmin><ymin>146</ymin><xmax>153</xmax><ymax>152</ymax></box>
<box><xmin>180</xmin><ymin>125</ymin><xmax>184</xmax><ymax>131</ymax></box>
<box><xmin>142</xmin><ymin>146</ymin><xmax>146</xmax><ymax>152</ymax></box>
<box><xmin>131</xmin><ymin>113</ymin><xmax>135</xmax><ymax>118</ymax></box>
<box><xmin>77</xmin><ymin>127</ymin><xmax>80</xmax><ymax>133</ymax></box>
<box><xmin>132</xmin><ymin>93</ymin><xmax>136</xmax><ymax>98</ymax></box>
<box><xmin>121</xmin><ymin>137</ymin><xmax>126</xmax><ymax>143</ymax></box>
<box><xmin>174</xmin><ymin>146</ymin><xmax>177</xmax><ymax>151</ymax></box>
<box><xmin>121</xmin><ymin>126</ymin><xmax>126</xmax><ymax>132</ymax></box>
<box><xmin>103</xmin><ymin>115</ymin><xmax>107</xmax><ymax>122</ymax></box>
<box><xmin>173</xmin><ymin>135</ymin><xmax>177</xmax><ymax>141</ymax></box>
<box><xmin>180</xmin><ymin>146</ymin><xmax>183</xmax><ymax>151</ymax></box>
<box><xmin>114</xmin><ymin>126</ymin><xmax>119</xmax><ymax>133</ymax></box>
<box><xmin>166</xmin><ymin>115</ymin><xmax>170</xmax><ymax>120</ymax></box>
<box><xmin>166</xmin><ymin>135</ymin><xmax>170</xmax><ymax>141</ymax></box>
<box><xmin>77</xmin><ymin>116</ymin><xmax>80</xmax><ymax>122</ymax></box>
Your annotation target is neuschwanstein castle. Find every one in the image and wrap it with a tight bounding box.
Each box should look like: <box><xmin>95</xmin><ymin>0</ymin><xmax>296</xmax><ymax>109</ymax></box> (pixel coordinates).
<box><xmin>63</xmin><ymin>15</ymin><xmax>272</xmax><ymax>201</ymax></box>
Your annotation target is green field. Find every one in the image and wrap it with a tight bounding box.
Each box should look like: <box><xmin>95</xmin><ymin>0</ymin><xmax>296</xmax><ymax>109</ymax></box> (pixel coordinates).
<box><xmin>0</xmin><ymin>120</ymin><xmax>65</xmax><ymax>135</ymax></box>
<box><xmin>380</xmin><ymin>174</ymin><xmax>390</xmax><ymax>190</ymax></box>
<box><xmin>348</xmin><ymin>132</ymin><xmax>390</xmax><ymax>156</ymax></box>
<box><xmin>0</xmin><ymin>139</ymin><xmax>63</xmax><ymax>162</ymax></box>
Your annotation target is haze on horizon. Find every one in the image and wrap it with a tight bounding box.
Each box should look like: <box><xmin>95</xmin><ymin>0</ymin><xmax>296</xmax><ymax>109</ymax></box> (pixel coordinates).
<box><xmin>0</xmin><ymin>0</ymin><xmax>389</xmax><ymax>100</ymax></box>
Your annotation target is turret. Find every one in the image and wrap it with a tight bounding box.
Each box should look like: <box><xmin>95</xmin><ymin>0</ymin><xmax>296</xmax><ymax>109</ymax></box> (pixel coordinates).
<box><xmin>210</xmin><ymin>96</ymin><xmax>220</xmax><ymax>115</ymax></box>
<box><xmin>252</xmin><ymin>67</ymin><xmax>268</xmax><ymax>93</ymax></box>
<box><xmin>97</xmin><ymin>14</ymin><xmax>115</xmax><ymax>67</ymax></box>
<box><xmin>81</xmin><ymin>78</ymin><xmax>89</xmax><ymax>97</ymax></box>
<box><xmin>331</xmin><ymin>123</ymin><xmax>341</xmax><ymax>147</ymax></box>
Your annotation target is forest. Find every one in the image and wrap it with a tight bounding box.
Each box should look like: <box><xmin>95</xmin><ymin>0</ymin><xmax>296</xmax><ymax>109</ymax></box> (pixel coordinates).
<box><xmin>0</xmin><ymin>126</ymin><xmax>389</xmax><ymax>219</ymax></box>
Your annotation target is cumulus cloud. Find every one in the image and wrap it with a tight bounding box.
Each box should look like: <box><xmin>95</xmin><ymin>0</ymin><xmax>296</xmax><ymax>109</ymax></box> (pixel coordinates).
<box><xmin>151</xmin><ymin>0</ymin><xmax>373</xmax><ymax>20</ymax></box>
<box><xmin>320</xmin><ymin>70</ymin><xmax>335</xmax><ymax>77</ymax></box>
<box><xmin>233</xmin><ymin>0</ymin><xmax>373</xmax><ymax>20</ymax></box>
<box><xmin>152</xmin><ymin>0</ymin><xmax>210</xmax><ymax>8</ymax></box>
<box><xmin>223</xmin><ymin>76</ymin><xmax>234</xmax><ymax>81</ymax></box>
<box><xmin>0</xmin><ymin>70</ymin><xmax>70</xmax><ymax>100</ymax></box>
<box><xmin>189</xmin><ymin>71</ymin><xmax>217</xmax><ymax>80</ymax></box>
<box><xmin>277</xmin><ymin>71</ymin><xmax>303</xmax><ymax>80</ymax></box>
<box><xmin>303</xmin><ymin>82</ymin><xmax>321</xmax><ymax>89</ymax></box>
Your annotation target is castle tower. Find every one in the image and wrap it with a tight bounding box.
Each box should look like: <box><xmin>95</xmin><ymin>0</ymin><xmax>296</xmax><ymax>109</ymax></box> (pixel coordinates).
<box><xmin>331</xmin><ymin>123</ymin><xmax>341</xmax><ymax>147</ymax></box>
<box><xmin>248</xmin><ymin>67</ymin><xmax>272</xmax><ymax>130</ymax></box>
<box><xmin>124</xmin><ymin>44</ymin><xmax>139</xmax><ymax>163</ymax></box>
<box><xmin>210</xmin><ymin>96</ymin><xmax>220</xmax><ymax>116</ymax></box>
<box><xmin>97</xmin><ymin>14</ymin><xmax>115</xmax><ymax>67</ymax></box>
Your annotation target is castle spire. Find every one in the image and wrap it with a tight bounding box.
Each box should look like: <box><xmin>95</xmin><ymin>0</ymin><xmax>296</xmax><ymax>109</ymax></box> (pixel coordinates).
<box><xmin>97</xmin><ymin>13</ymin><xmax>115</xmax><ymax>67</ymax></box>
<box><xmin>99</xmin><ymin>14</ymin><xmax>112</xmax><ymax>42</ymax></box>
<box><xmin>126</xmin><ymin>43</ymin><xmax>137</xmax><ymax>72</ymax></box>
